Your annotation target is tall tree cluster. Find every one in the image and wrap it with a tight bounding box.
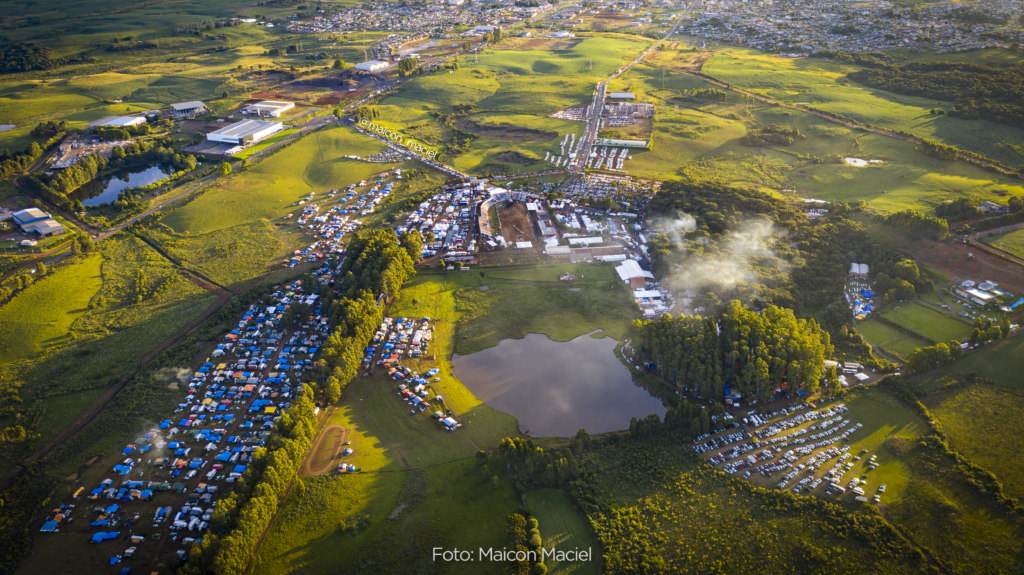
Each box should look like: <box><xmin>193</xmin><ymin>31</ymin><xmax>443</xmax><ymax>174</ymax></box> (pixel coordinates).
<box><xmin>631</xmin><ymin>300</ymin><xmax>832</xmax><ymax>402</ymax></box>
<box><xmin>338</xmin><ymin>229</ymin><xmax>416</xmax><ymax>299</ymax></box>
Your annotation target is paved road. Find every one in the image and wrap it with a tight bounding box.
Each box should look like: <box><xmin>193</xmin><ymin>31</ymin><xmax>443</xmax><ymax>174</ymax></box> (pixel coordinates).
<box><xmin>569</xmin><ymin>1</ymin><xmax>693</xmax><ymax>173</ymax></box>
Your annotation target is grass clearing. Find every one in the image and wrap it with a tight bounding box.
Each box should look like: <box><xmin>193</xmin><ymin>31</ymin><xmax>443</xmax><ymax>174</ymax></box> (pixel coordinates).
<box><xmin>0</xmin><ymin>255</ymin><xmax>104</xmax><ymax>363</ymax></box>
<box><xmin>233</xmin><ymin>128</ymin><xmax>302</xmax><ymax>159</ymax></box>
<box><xmin>525</xmin><ymin>489</ymin><xmax>599</xmax><ymax>575</ymax></box>
<box><xmin>855</xmin><ymin>319</ymin><xmax>929</xmax><ymax>360</ymax></box>
<box><xmin>162</xmin><ymin>125</ymin><xmax>393</xmax><ymax>235</ymax></box>
<box><xmin>925</xmin><ymin>381</ymin><xmax>1024</xmax><ymax>499</ymax></box>
<box><xmin>881</xmin><ymin>302</ymin><xmax>972</xmax><ymax>343</ymax></box>
<box><xmin>915</xmin><ymin>335</ymin><xmax>1024</xmax><ymax>392</ymax></box>
<box><xmin>981</xmin><ymin>227</ymin><xmax>1024</xmax><ymax>260</ymax></box>
<box><xmin>254</xmin><ymin>458</ymin><xmax>519</xmax><ymax>575</ymax></box>
<box><xmin>703</xmin><ymin>47</ymin><xmax>1024</xmax><ymax>167</ymax></box>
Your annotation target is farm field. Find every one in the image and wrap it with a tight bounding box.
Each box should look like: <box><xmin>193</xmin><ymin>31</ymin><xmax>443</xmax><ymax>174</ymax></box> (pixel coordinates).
<box><xmin>925</xmin><ymin>381</ymin><xmax>1024</xmax><ymax>499</ymax></box>
<box><xmin>254</xmin><ymin>458</ymin><xmax>519</xmax><ymax>575</ymax></box>
<box><xmin>855</xmin><ymin>318</ymin><xmax>930</xmax><ymax>360</ymax></box>
<box><xmin>525</xmin><ymin>490</ymin><xmax>600</xmax><ymax>575</ymax></box>
<box><xmin>914</xmin><ymin>335</ymin><xmax>1024</xmax><ymax>392</ymax></box>
<box><xmin>881</xmin><ymin>302</ymin><xmax>972</xmax><ymax>343</ymax></box>
<box><xmin>161</xmin><ymin>125</ymin><xmax>394</xmax><ymax>235</ymax></box>
<box><xmin>702</xmin><ymin>46</ymin><xmax>1024</xmax><ymax>168</ymax></box>
<box><xmin>0</xmin><ymin>255</ymin><xmax>103</xmax><ymax>363</ymax></box>
<box><xmin>982</xmin><ymin>227</ymin><xmax>1024</xmax><ymax>261</ymax></box>
<box><xmin>601</xmin><ymin>59</ymin><xmax>1024</xmax><ymax>210</ymax></box>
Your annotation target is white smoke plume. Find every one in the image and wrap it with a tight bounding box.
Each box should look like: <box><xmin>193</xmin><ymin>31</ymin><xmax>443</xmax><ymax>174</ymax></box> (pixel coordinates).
<box><xmin>658</xmin><ymin>217</ymin><xmax>787</xmax><ymax>297</ymax></box>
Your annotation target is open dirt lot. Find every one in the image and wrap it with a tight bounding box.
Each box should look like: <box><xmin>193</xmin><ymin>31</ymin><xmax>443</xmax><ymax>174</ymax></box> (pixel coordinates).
<box><xmin>904</xmin><ymin>235</ymin><xmax>1024</xmax><ymax>294</ymax></box>
<box><xmin>498</xmin><ymin>202</ymin><xmax>536</xmax><ymax>244</ymax></box>
<box><xmin>299</xmin><ymin>424</ymin><xmax>351</xmax><ymax>476</ymax></box>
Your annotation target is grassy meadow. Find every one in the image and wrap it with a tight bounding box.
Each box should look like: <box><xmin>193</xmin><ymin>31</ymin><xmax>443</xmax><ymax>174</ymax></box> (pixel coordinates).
<box><xmin>0</xmin><ymin>255</ymin><xmax>104</xmax><ymax>363</ymax></box>
<box><xmin>855</xmin><ymin>318</ymin><xmax>930</xmax><ymax>360</ymax></box>
<box><xmin>525</xmin><ymin>490</ymin><xmax>600</xmax><ymax>575</ymax></box>
<box><xmin>161</xmin><ymin>125</ymin><xmax>392</xmax><ymax>235</ymax></box>
<box><xmin>881</xmin><ymin>302</ymin><xmax>972</xmax><ymax>343</ymax></box>
<box><xmin>702</xmin><ymin>46</ymin><xmax>1024</xmax><ymax>168</ymax></box>
<box><xmin>982</xmin><ymin>227</ymin><xmax>1024</xmax><ymax>260</ymax></box>
<box><xmin>914</xmin><ymin>335</ymin><xmax>1024</xmax><ymax>392</ymax></box>
<box><xmin>925</xmin><ymin>381</ymin><xmax>1024</xmax><ymax>499</ymax></box>
<box><xmin>599</xmin><ymin>57</ymin><xmax>1024</xmax><ymax>211</ymax></box>
<box><xmin>374</xmin><ymin>36</ymin><xmax>651</xmax><ymax>176</ymax></box>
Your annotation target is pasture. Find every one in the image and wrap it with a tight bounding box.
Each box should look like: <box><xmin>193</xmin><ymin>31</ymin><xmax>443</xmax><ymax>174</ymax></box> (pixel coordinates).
<box><xmin>161</xmin><ymin>125</ymin><xmax>392</xmax><ymax>235</ymax></box>
<box><xmin>982</xmin><ymin>227</ymin><xmax>1024</xmax><ymax>260</ymax></box>
<box><xmin>914</xmin><ymin>335</ymin><xmax>1024</xmax><ymax>392</ymax></box>
<box><xmin>855</xmin><ymin>319</ymin><xmax>930</xmax><ymax>360</ymax></box>
<box><xmin>253</xmin><ymin>458</ymin><xmax>519</xmax><ymax>575</ymax></box>
<box><xmin>0</xmin><ymin>255</ymin><xmax>103</xmax><ymax>363</ymax></box>
<box><xmin>525</xmin><ymin>490</ymin><xmax>600</xmax><ymax>575</ymax></box>
<box><xmin>881</xmin><ymin>302</ymin><xmax>972</xmax><ymax>343</ymax></box>
<box><xmin>925</xmin><ymin>381</ymin><xmax>1024</xmax><ymax>499</ymax></box>
<box><xmin>702</xmin><ymin>47</ymin><xmax>1024</xmax><ymax>167</ymax></box>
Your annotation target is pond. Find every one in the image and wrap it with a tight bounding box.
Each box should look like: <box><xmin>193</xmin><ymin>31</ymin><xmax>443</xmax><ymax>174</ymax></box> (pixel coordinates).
<box><xmin>452</xmin><ymin>331</ymin><xmax>667</xmax><ymax>437</ymax></box>
<box><xmin>74</xmin><ymin>164</ymin><xmax>176</xmax><ymax>206</ymax></box>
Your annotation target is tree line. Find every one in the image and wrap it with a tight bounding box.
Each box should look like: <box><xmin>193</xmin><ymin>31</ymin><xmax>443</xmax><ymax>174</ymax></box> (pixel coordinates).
<box><xmin>848</xmin><ymin>60</ymin><xmax>1024</xmax><ymax>131</ymax></box>
<box><xmin>337</xmin><ymin>229</ymin><xmax>417</xmax><ymax>300</ymax></box>
<box><xmin>882</xmin><ymin>209</ymin><xmax>950</xmax><ymax>241</ymax></box>
<box><xmin>643</xmin><ymin>181</ymin><xmax>926</xmax><ymax>368</ymax></box>
<box><xmin>631</xmin><ymin>300</ymin><xmax>833</xmax><ymax>402</ymax></box>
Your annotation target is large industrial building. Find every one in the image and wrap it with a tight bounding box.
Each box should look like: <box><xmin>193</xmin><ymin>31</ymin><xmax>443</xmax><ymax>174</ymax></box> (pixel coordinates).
<box><xmin>86</xmin><ymin>116</ymin><xmax>147</xmax><ymax>128</ymax></box>
<box><xmin>594</xmin><ymin>138</ymin><xmax>649</xmax><ymax>149</ymax></box>
<box><xmin>12</xmin><ymin>208</ymin><xmax>66</xmax><ymax>237</ymax></box>
<box><xmin>242</xmin><ymin>100</ymin><xmax>295</xmax><ymax>117</ymax></box>
<box><xmin>206</xmin><ymin>119</ymin><xmax>283</xmax><ymax>146</ymax></box>
<box><xmin>170</xmin><ymin>101</ymin><xmax>207</xmax><ymax>117</ymax></box>
<box><xmin>355</xmin><ymin>60</ymin><xmax>389</xmax><ymax>72</ymax></box>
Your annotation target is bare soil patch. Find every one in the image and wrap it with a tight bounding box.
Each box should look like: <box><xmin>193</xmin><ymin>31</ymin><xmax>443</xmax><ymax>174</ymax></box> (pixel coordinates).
<box><xmin>498</xmin><ymin>202</ymin><xmax>535</xmax><ymax>244</ymax></box>
<box><xmin>903</xmin><ymin>235</ymin><xmax>1024</xmax><ymax>294</ymax></box>
<box><xmin>300</xmin><ymin>424</ymin><xmax>350</xmax><ymax>476</ymax></box>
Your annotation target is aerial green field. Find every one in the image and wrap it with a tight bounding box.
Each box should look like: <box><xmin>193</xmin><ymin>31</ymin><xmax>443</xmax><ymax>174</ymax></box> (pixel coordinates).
<box><xmin>375</xmin><ymin>36</ymin><xmax>651</xmax><ymax>175</ymax></box>
<box><xmin>855</xmin><ymin>318</ymin><xmax>930</xmax><ymax>360</ymax></box>
<box><xmin>525</xmin><ymin>489</ymin><xmax>600</xmax><ymax>575</ymax></box>
<box><xmin>915</xmin><ymin>335</ymin><xmax>1024</xmax><ymax>392</ymax></box>
<box><xmin>161</xmin><ymin>125</ymin><xmax>393</xmax><ymax>235</ymax></box>
<box><xmin>702</xmin><ymin>47</ymin><xmax>1024</xmax><ymax>167</ymax></box>
<box><xmin>255</xmin><ymin>458</ymin><xmax>519</xmax><ymax>575</ymax></box>
<box><xmin>0</xmin><ymin>255</ymin><xmax>103</xmax><ymax>363</ymax></box>
<box><xmin>982</xmin><ymin>227</ymin><xmax>1024</xmax><ymax>260</ymax></box>
<box><xmin>925</xmin><ymin>381</ymin><xmax>1024</xmax><ymax>499</ymax></box>
<box><xmin>881</xmin><ymin>302</ymin><xmax>972</xmax><ymax>343</ymax></box>
<box><xmin>233</xmin><ymin>128</ymin><xmax>302</xmax><ymax>159</ymax></box>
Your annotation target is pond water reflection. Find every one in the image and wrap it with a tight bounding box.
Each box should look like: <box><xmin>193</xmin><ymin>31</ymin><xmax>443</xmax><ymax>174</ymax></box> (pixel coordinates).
<box><xmin>74</xmin><ymin>164</ymin><xmax>175</xmax><ymax>206</ymax></box>
<box><xmin>452</xmin><ymin>331</ymin><xmax>667</xmax><ymax>437</ymax></box>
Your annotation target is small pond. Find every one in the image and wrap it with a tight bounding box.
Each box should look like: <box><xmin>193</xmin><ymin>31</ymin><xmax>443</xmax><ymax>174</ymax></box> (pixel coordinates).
<box><xmin>74</xmin><ymin>164</ymin><xmax>176</xmax><ymax>206</ymax></box>
<box><xmin>452</xmin><ymin>331</ymin><xmax>667</xmax><ymax>437</ymax></box>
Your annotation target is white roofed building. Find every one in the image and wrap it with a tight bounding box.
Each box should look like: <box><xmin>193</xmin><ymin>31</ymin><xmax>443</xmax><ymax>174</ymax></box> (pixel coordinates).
<box><xmin>206</xmin><ymin>119</ymin><xmax>283</xmax><ymax>146</ymax></box>
<box><xmin>242</xmin><ymin>100</ymin><xmax>294</xmax><ymax>117</ymax></box>
<box><xmin>170</xmin><ymin>101</ymin><xmax>207</xmax><ymax>117</ymax></box>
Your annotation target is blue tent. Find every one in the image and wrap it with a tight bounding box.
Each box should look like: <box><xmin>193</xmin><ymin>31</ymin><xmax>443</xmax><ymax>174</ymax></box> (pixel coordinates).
<box><xmin>90</xmin><ymin>520</ymin><xmax>109</xmax><ymax>527</ymax></box>
<box><xmin>40</xmin><ymin>521</ymin><xmax>59</xmax><ymax>532</ymax></box>
<box><xmin>233</xmin><ymin>464</ymin><xmax>247</xmax><ymax>474</ymax></box>
<box><xmin>90</xmin><ymin>532</ymin><xmax>119</xmax><ymax>543</ymax></box>
<box><xmin>106</xmin><ymin>504</ymin><xmax>119</xmax><ymax>514</ymax></box>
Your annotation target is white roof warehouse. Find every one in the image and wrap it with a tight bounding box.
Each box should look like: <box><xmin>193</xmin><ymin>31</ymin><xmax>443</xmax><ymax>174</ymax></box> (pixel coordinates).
<box><xmin>206</xmin><ymin>120</ymin><xmax>283</xmax><ymax>146</ymax></box>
